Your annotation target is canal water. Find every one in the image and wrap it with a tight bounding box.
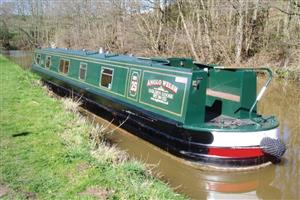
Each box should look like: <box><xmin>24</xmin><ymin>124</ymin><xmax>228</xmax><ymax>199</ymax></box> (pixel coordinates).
<box><xmin>1</xmin><ymin>50</ymin><xmax>33</xmax><ymax>69</ymax></box>
<box><xmin>2</xmin><ymin>50</ymin><xmax>300</xmax><ymax>199</ymax></box>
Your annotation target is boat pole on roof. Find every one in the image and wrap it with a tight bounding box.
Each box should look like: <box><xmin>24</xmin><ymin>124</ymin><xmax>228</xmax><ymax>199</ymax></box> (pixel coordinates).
<box><xmin>248</xmin><ymin>68</ymin><xmax>273</xmax><ymax>120</ymax></box>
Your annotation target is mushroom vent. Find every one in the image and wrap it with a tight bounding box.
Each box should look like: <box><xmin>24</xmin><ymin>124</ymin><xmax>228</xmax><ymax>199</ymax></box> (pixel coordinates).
<box><xmin>260</xmin><ymin>137</ymin><xmax>286</xmax><ymax>159</ymax></box>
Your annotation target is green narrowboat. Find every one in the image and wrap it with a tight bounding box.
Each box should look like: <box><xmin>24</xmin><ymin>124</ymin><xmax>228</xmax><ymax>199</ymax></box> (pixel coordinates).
<box><xmin>32</xmin><ymin>47</ymin><xmax>286</xmax><ymax>170</ymax></box>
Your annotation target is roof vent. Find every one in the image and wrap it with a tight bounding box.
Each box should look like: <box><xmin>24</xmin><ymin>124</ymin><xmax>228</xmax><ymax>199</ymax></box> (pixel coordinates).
<box><xmin>50</xmin><ymin>42</ymin><xmax>56</xmax><ymax>49</ymax></box>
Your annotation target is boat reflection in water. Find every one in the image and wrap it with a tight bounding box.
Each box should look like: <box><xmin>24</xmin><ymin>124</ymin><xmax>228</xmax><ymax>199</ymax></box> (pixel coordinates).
<box><xmin>81</xmin><ymin>109</ymin><xmax>281</xmax><ymax>200</ymax></box>
<box><xmin>200</xmin><ymin>167</ymin><xmax>281</xmax><ymax>199</ymax></box>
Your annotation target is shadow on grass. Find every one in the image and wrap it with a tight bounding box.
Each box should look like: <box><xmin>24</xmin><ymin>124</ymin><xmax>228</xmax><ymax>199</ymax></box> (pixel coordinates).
<box><xmin>12</xmin><ymin>131</ymin><xmax>32</xmax><ymax>137</ymax></box>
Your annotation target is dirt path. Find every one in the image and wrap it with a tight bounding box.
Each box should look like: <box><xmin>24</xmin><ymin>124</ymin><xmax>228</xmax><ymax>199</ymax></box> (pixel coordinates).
<box><xmin>0</xmin><ymin>185</ymin><xmax>10</xmax><ymax>198</ymax></box>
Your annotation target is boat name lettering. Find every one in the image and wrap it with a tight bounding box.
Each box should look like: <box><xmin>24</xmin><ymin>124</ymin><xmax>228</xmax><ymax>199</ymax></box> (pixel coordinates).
<box><xmin>146</xmin><ymin>79</ymin><xmax>178</xmax><ymax>105</ymax></box>
<box><xmin>146</xmin><ymin>79</ymin><xmax>178</xmax><ymax>94</ymax></box>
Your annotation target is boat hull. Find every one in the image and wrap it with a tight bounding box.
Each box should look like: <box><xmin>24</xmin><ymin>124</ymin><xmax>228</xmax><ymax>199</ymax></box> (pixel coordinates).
<box><xmin>32</xmin><ymin>65</ymin><xmax>279</xmax><ymax>170</ymax></box>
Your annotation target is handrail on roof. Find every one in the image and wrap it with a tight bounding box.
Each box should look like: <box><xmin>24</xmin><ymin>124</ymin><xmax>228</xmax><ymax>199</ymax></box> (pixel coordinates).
<box><xmin>137</xmin><ymin>56</ymin><xmax>150</xmax><ymax>60</ymax></box>
<box><xmin>193</xmin><ymin>61</ymin><xmax>214</xmax><ymax>68</ymax></box>
<box><xmin>137</xmin><ymin>57</ymin><xmax>170</xmax><ymax>64</ymax></box>
<box><xmin>85</xmin><ymin>51</ymin><xmax>98</xmax><ymax>55</ymax></box>
<box><xmin>104</xmin><ymin>53</ymin><xmax>119</xmax><ymax>58</ymax></box>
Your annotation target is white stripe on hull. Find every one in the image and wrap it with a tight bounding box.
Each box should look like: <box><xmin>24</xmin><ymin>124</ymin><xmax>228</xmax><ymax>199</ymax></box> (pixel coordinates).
<box><xmin>209</xmin><ymin>128</ymin><xmax>279</xmax><ymax>147</ymax></box>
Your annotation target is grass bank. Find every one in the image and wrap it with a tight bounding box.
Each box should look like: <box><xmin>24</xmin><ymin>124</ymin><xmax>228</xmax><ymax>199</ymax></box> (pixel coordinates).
<box><xmin>0</xmin><ymin>55</ymin><xmax>186</xmax><ymax>199</ymax></box>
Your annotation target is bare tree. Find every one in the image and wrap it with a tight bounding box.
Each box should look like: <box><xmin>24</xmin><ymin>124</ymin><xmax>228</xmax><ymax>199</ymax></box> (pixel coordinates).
<box><xmin>1</xmin><ymin>0</ymin><xmax>299</xmax><ymax>79</ymax></box>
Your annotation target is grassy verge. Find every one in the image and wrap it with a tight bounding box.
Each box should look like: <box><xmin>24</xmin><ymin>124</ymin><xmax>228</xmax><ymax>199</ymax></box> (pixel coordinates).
<box><xmin>0</xmin><ymin>55</ymin><xmax>186</xmax><ymax>200</ymax></box>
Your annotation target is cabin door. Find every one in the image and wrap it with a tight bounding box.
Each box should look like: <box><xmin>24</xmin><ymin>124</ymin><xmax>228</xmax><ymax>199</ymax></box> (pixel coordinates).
<box><xmin>127</xmin><ymin>68</ymin><xmax>141</xmax><ymax>101</ymax></box>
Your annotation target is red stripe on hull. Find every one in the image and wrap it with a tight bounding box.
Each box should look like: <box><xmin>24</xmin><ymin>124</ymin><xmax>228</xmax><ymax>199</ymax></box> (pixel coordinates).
<box><xmin>208</xmin><ymin>147</ymin><xmax>264</xmax><ymax>158</ymax></box>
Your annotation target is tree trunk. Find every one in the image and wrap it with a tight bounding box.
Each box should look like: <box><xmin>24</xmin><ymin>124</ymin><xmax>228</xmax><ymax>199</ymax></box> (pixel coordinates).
<box><xmin>235</xmin><ymin>0</ymin><xmax>244</xmax><ymax>64</ymax></box>
<box><xmin>177</xmin><ymin>1</ymin><xmax>200</xmax><ymax>61</ymax></box>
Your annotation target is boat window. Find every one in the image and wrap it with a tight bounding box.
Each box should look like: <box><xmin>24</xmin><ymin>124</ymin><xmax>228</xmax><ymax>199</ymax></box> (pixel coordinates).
<box><xmin>59</xmin><ymin>59</ymin><xmax>70</xmax><ymax>74</ymax></box>
<box><xmin>35</xmin><ymin>54</ymin><xmax>41</xmax><ymax>65</ymax></box>
<box><xmin>45</xmin><ymin>56</ymin><xmax>51</xmax><ymax>69</ymax></box>
<box><xmin>79</xmin><ymin>63</ymin><xmax>87</xmax><ymax>80</ymax></box>
<box><xmin>100</xmin><ymin>68</ymin><xmax>113</xmax><ymax>89</ymax></box>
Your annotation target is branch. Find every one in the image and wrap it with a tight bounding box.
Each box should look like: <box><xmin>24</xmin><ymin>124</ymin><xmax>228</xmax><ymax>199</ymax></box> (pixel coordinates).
<box><xmin>272</xmin><ymin>6</ymin><xmax>300</xmax><ymax>16</ymax></box>
<box><xmin>18</xmin><ymin>27</ymin><xmax>39</xmax><ymax>47</ymax></box>
<box><xmin>293</xmin><ymin>0</ymin><xmax>300</xmax><ymax>8</ymax></box>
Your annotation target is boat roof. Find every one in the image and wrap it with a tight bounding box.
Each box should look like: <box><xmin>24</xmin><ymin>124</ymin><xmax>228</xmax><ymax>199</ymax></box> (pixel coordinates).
<box><xmin>38</xmin><ymin>47</ymin><xmax>210</xmax><ymax>72</ymax></box>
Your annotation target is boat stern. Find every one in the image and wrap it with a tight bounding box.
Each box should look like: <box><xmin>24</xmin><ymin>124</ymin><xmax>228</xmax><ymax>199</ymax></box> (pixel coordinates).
<box><xmin>208</xmin><ymin>127</ymin><xmax>286</xmax><ymax>163</ymax></box>
<box><xmin>181</xmin><ymin>115</ymin><xmax>286</xmax><ymax>170</ymax></box>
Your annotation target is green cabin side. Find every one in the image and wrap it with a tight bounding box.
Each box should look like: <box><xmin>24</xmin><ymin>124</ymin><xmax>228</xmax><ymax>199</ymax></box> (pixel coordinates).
<box><xmin>32</xmin><ymin>48</ymin><xmax>258</xmax><ymax>129</ymax></box>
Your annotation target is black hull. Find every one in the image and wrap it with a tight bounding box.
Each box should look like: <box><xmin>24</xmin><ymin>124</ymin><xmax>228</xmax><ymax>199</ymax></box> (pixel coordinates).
<box><xmin>38</xmin><ymin>73</ymin><xmax>272</xmax><ymax>169</ymax></box>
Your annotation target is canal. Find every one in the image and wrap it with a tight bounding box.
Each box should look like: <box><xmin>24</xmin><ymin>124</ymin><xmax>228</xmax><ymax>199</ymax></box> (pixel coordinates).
<box><xmin>2</xmin><ymin>50</ymin><xmax>300</xmax><ymax>199</ymax></box>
